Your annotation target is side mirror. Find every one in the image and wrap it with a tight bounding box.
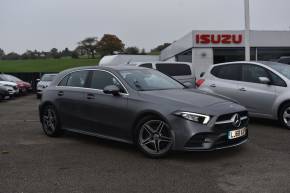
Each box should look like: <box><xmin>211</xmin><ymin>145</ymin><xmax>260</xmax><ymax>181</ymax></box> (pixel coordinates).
<box><xmin>258</xmin><ymin>77</ymin><xmax>271</xmax><ymax>84</ymax></box>
<box><xmin>183</xmin><ymin>81</ymin><xmax>195</xmax><ymax>88</ymax></box>
<box><xmin>200</xmin><ymin>72</ymin><xmax>205</xmax><ymax>78</ymax></box>
<box><xmin>103</xmin><ymin>85</ymin><xmax>120</xmax><ymax>96</ymax></box>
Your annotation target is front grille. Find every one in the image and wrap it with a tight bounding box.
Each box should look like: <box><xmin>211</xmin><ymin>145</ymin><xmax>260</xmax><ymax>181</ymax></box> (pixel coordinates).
<box><xmin>216</xmin><ymin>111</ymin><xmax>248</xmax><ymax>122</ymax></box>
<box><xmin>214</xmin><ymin>132</ymin><xmax>248</xmax><ymax>148</ymax></box>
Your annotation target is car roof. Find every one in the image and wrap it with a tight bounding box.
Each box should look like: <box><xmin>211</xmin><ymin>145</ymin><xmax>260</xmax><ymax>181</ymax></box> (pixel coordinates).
<box><xmin>63</xmin><ymin>65</ymin><xmax>146</xmax><ymax>72</ymax></box>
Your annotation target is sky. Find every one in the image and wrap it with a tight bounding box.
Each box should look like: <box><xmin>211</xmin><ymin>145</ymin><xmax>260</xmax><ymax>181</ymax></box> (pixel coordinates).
<box><xmin>1</xmin><ymin>0</ymin><xmax>290</xmax><ymax>54</ymax></box>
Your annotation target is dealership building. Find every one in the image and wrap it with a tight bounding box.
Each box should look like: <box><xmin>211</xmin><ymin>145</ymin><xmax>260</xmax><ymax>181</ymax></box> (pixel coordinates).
<box><xmin>160</xmin><ymin>30</ymin><xmax>290</xmax><ymax>77</ymax></box>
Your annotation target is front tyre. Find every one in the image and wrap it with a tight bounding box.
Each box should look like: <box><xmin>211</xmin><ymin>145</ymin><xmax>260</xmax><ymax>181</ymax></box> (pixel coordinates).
<box><xmin>136</xmin><ymin>117</ymin><xmax>174</xmax><ymax>158</ymax></box>
<box><xmin>40</xmin><ymin>104</ymin><xmax>62</xmax><ymax>136</ymax></box>
<box><xmin>279</xmin><ymin>102</ymin><xmax>290</xmax><ymax>129</ymax></box>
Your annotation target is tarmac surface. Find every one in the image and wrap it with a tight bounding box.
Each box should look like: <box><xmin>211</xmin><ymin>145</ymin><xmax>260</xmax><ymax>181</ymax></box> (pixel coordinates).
<box><xmin>0</xmin><ymin>95</ymin><xmax>290</xmax><ymax>193</ymax></box>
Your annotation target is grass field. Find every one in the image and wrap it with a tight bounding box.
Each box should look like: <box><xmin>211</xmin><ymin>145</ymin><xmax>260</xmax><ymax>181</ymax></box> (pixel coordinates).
<box><xmin>0</xmin><ymin>58</ymin><xmax>100</xmax><ymax>72</ymax></box>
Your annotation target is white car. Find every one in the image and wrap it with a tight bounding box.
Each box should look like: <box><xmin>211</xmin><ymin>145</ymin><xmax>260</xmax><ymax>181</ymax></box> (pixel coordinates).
<box><xmin>0</xmin><ymin>81</ymin><xmax>19</xmax><ymax>97</ymax></box>
<box><xmin>126</xmin><ymin>62</ymin><xmax>196</xmax><ymax>87</ymax></box>
<box><xmin>36</xmin><ymin>74</ymin><xmax>57</xmax><ymax>99</ymax></box>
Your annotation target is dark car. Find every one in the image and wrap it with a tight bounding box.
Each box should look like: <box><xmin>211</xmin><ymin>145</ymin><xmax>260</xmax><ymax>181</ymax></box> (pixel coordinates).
<box><xmin>39</xmin><ymin>66</ymin><xmax>248</xmax><ymax>158</ymax></box>
<box><xmin>0</xmin><ymin>74</ymin><xmax>32</xmax><ymax>94</ymax></box>
<box><xmin>0</xmin><ymin>85</ymin><xmax>9</xmax><ymax>101</ymax></box>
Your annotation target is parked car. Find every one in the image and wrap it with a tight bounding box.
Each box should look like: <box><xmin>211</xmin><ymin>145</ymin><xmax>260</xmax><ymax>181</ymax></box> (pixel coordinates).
<box><xmin>0</xmin><ymin>81</ymin><xmax>19</xmax><ymax>97</ymax></box>
<box><xmin>198</xmin><ymin>61</ymin><xmax>290</xmax><ymax>129</ymax></box>
<box><xmin>36</xmin><ymin>73</ymin><xmax>57</xmax><ymax>99</ymax></box>
<box><xmin>0</xmin><ymin>85</ymin><xmax>10</xmax><ymax>101</ymax></box>
<box><xmin>124</xmin><ymin>62</ymin><xmax>196</xmax><ymax>87</ymax></box>
<box><xmin>276</xmin><ymin>56</ymin><xmax>290</xmax><ymax>65</ymax></box>
<box><xmin>0</xmin><ymin>74</ymin><xmax>32</xmax><ymax>94</ymax></box>
<box><xmin>39</xmin><ymin>66</ymin><xmax>248</xmax><ymax>158</ymax></box>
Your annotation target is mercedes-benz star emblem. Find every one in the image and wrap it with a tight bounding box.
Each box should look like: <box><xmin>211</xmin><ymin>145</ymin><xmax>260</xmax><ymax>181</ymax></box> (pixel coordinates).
<box><xmin>232</xmin><ymin>113</ymin><xmax>241</xmax><ymax>127</ymax></box>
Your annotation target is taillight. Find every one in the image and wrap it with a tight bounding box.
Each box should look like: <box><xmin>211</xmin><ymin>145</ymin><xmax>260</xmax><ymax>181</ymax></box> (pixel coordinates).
<box><xmin>196</xmin><ymin>79</ymin><xmax>205</xmax><ymax>87</ymax></box>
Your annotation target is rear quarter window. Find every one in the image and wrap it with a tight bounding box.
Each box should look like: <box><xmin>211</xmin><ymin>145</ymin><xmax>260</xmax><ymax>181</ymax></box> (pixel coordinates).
<box><xmin>139</xmin><ymin>63</ymin><xmax>153</xmax><ymax>68</ymax></box>
<box><xmin>156</xmin><ymin>63</ymin><xmax>191</xmax><ymax>76</ymax></box>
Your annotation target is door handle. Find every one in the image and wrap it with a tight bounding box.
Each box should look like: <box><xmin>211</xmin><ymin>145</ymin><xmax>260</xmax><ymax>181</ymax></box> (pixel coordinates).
<box><xmin>210</xmin><ymin>84</ymin><xmax>216</xmax><ymax>88</ymax></box>
<box><xmin>239</xmin><ymin>88</ymin><xmax>247</xmax><ymax>91</ymax></box>
<box><xmin>58</xmin><ymin>91</ymin><xmax>64</xmax><ymax>96</ymax></box>
<box><xmin>87</xmin><ymin>93</ymin><xmax>95</xmax><ymax>99</ymax></box>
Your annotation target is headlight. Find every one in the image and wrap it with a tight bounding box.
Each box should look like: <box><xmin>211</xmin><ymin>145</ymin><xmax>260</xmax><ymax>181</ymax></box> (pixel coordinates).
<box><xmin>174</xmin><ymin>111</ymin><xmax>211</xmax><ymax>125</ymax></box>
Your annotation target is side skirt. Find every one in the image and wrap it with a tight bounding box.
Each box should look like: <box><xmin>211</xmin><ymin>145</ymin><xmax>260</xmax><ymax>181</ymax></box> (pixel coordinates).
<box><xmin>63</xmin><ymin>128</ymin><xmax>133</xmax><ymax>145</ymax></box>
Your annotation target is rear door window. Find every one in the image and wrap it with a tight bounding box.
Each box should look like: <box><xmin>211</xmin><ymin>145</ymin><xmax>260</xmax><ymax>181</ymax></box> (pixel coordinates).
<box><xmin>156</xmin><ymin>63</ymin><xmax>191</xmax><ymax>76</ymax></box>
<box><xmin>65</xmin><ymin>71</ymin><xmax>89</xmax><ymax>87</ymax></box>
<box><xmin>211</xmin><ymin>64</ymin><xmax>242</xmax><ymax>81</ymax></box>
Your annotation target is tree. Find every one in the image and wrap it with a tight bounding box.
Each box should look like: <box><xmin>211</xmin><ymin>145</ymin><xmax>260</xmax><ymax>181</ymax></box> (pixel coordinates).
<box><xmin>140</xmin><ymin>48</ymin><xmax>146</xmax><ymax>55</ymax></box>
<box><xmin>61</xmin><ymin>48</ymin><xmax>72</xmax><ymax>57</ymax></box>
<box><xmin>50</xmin><ymin>48</ymin><xmax>61</xmax><ymax>59</ymax></box>
<box><xmin>150</xmin><ymin>43</ymin><xmax>171</xmax><ymax>54</ymax></box>
<box><xmin>2</xmin><ymin>52</ymin><xmax>21</xmax><ymax>60</ymax></box>
<box><xmin>71</xmin><ymin>51</ymin><xmax>79</xmax><ymax>59</ymax></box>
<box><xmin>97</xmin><ymin>34</ymin><xmax>124</xmax><ymax>57</ymax></box>
<box><xmin>78</xmin><ymin>37</ymin><xmax>98</xmax><ymax>58</ymax></box>
<box><xmin>124</xmin><ymin>46</ymin><xmax>139</xmax><ymax>54</ymax></box>
<box><xmin>0</xmin><ymin>48</ymin><xmax>5</xmax><ymax>59</ymax></box>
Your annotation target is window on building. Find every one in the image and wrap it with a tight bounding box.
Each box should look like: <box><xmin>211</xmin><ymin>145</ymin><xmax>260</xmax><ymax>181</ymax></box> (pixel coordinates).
<box><xmin>213</xmin><ymin>48</ymin><xmax>245</xmax><ymax>64</ymax></box>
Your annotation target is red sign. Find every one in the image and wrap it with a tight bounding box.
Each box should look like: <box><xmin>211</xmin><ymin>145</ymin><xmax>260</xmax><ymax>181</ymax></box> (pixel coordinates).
<box><xmin>195</xmin><ymin>34</ymin><xmax>243</xmax><ymax>44</ymax></box>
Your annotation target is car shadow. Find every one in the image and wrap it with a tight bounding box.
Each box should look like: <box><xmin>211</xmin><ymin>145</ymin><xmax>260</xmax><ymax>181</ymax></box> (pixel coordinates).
<box><xmin>62</xmin><ymin>130</ymin><xmax>247</xmax><ymax>162</ymax></box>
<box><xmin>248</xmin><ymin>117</ymin><xmax>281</xmax><ymax>128</ymax></box>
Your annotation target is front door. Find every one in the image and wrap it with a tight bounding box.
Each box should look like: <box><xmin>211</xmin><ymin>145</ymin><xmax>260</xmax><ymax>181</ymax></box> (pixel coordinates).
<box><xmin>82</xmin><ymin>70</ymin><xmax>129</xmax><ymax>140</ymax></box>
<box><xmin>235</xmin><ymin>64</ymin><xmax>277</xmax><ymax>116</ymax></box>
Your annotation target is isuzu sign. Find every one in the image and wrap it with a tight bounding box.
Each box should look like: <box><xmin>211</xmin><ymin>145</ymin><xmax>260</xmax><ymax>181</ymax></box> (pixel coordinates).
<box><xmin>196</xmin><ymin>34</ymin><xmax>243</xmax><ymax>44</ymax></box>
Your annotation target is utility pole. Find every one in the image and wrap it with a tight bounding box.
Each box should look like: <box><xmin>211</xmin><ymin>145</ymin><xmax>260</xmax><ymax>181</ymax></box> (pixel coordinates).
<box><xmin>244</xmin><ymin>0</ymin><xmax>250</xmax><ymax>61</ymax></box>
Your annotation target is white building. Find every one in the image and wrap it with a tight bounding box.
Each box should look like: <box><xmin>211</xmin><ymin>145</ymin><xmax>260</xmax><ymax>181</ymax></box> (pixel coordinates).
<box><xmin>160</xmin><ymin>30</ymin><xmax>290</xmax><ymax>78</ymax></box>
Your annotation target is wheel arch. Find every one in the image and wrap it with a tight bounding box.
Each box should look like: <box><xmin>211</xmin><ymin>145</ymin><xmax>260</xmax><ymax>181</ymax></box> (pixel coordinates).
<box><xmin>39</xmin><ymin>101</ymin><xmax>58</xmax><ymax>119</ymax></box>
<box><xmin>277</xmin><ymin>100</ymin><xmax>290</xmax><ymax>118</ymax></box>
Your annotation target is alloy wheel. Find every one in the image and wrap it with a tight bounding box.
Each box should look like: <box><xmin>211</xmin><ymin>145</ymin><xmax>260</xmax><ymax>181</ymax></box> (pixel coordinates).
<box><xmin>42</xmin><ymin>106</ymin><xmax>57</xmax><ymax>135</ymax></box>
<box><xmin>139</xmin><ymin>120</ymin><xmax>173</xmax><ymax>155</ymax></box>
<box><xmin>283</xmin><ymin>107</ymin><xmax>290</xmax><ymax>127</ymax></box>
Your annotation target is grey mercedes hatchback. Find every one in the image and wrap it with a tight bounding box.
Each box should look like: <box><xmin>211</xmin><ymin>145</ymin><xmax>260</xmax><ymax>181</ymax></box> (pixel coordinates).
<box><xmin>39</xmin><ymin>66</ymin><xmax>248</xmax><ymax>158</ymax></box>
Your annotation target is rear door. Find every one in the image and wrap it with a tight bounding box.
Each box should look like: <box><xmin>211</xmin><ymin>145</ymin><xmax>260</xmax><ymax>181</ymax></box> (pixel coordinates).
<box><xmin>204</xmin><ymin>64</ymin><xmax>242</xmax><ymax>100</ymax></box>
<box><xmin>56</xmin><ymin>70</ymin><xmax>90</xmax><ymax>130</ymax></box>
<box><xmin>235</xmin><ymin>64</ymin><xmax>278</xmax><ymax>116</ymax></box>
<box><xmin>155</xmin><ymin>63</ymin><xmax>195</xmax><ymax>85</ymax></box>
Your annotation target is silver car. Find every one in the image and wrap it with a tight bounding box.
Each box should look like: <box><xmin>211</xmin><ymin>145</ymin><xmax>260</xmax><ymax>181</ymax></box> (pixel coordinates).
<box><xmin>36</xmin><ymin>74</ymin><xmax>57</xmax><ymax>99</ymax></box>
<box><xmin>199</xmin><ymin>61</ymin><xmax>290</xmax><ymax>129</ymax></box>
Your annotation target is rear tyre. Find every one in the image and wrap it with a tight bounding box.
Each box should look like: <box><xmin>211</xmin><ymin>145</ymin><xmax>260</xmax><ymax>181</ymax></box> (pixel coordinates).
<box><xmin>136</xmin><ymin>116</ymin><xmax>174</xmax><ymax>158</ymax></box>
<box><xmin>40</xmin><ymin>104</ymin><xmax>63</xmax><ymax>137</ymax></box>
<box><xmin>279</xmin><ymin>102</ymin><xmax>290</xmax><ymax>129</ymax></box>
<box><xmin>0</xmin><ymin>94</ymin><xmax>3</xmax><ymax>101</ymax></box>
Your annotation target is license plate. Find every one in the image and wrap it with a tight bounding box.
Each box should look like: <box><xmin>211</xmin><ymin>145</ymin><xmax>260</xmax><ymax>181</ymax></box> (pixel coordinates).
<box><xmin>228</xmin><ymin>128</ymin><xmax>247</xmax><ymax>139</ymax></box>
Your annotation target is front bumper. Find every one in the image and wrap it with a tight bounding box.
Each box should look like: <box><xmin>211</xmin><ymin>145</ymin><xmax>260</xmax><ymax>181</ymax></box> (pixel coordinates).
<box><xmin>169</xmin><ymin>111</ymin><xmax>249</xmax><ymax>151</ymax></box>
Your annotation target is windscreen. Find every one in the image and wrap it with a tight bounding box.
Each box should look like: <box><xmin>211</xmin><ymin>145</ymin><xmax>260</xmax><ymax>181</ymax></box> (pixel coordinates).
<box><xmin>119</xmin><ymin>69</ymin><xmax>184</xmax><ymax>91</ymax></box>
